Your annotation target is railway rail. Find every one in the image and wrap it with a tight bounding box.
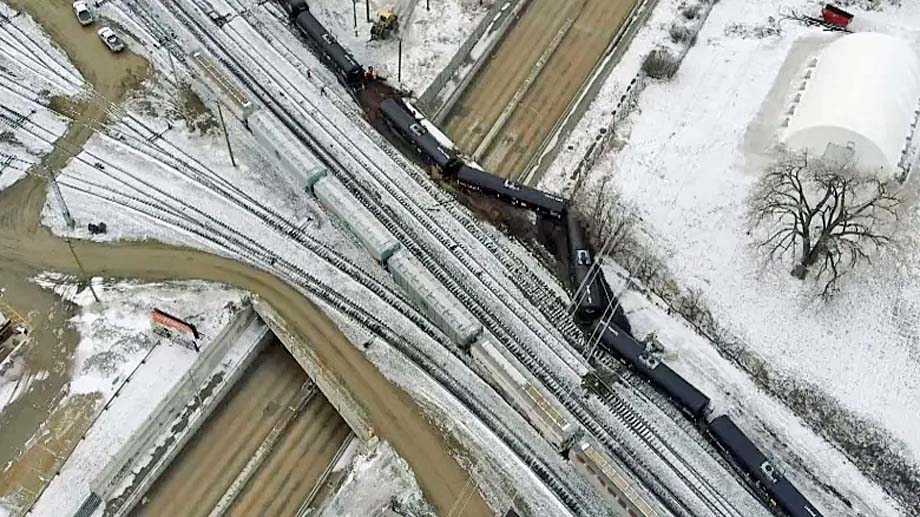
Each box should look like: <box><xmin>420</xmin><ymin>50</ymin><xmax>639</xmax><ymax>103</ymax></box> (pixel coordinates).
<box><xmin>156</xmin><ymin>3</ymin><xmax>768</xmax><ymax>516</ymax></box>
<box><xmin>5</xmin><ymin>2</ymin><xmax>774</xmax><ymax>515</ymax></box>
<box><xmin>115</xmin><ymin>0</ymin><xmax>608</xmax><ymax>507</ymax></box>
<box><xmin>3</xmin><ymin>63</ymin><xmax>593</xmax><ymax>517</ymax></box>
<box><xmin>254</xmin><ymin>0</ymin><xmax>589</xmax><ymax>359</ymax></box>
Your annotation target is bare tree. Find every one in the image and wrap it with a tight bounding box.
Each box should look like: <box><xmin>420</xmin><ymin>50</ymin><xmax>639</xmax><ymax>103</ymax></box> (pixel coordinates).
<box><xmin>749</xmin><ymin>153</ymin><xmax>901</xmax><ymax>295</ymax></box>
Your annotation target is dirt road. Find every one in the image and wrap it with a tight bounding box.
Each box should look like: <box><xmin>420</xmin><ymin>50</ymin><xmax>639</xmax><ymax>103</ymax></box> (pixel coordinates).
<box><xmin>0</xmin><ymin>0</ymin><xmax>149</xmax><ymax>504</ymax></box>
<box><xmin>0</xmin><ymin>1</ymin><xmax>491</xmax><ymax>514</ymax></box>
<box><xmin>444</xmin><ymin>0</ymin><xmax>637</xmax><ymax>181</ymax></box>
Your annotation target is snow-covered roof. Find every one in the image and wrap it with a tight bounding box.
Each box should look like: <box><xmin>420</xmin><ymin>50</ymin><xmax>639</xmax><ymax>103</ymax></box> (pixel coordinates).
<box><xmin>783</xmin><ymin>32</ymin><xmax>920</xmax><ymax>179</ymax></box>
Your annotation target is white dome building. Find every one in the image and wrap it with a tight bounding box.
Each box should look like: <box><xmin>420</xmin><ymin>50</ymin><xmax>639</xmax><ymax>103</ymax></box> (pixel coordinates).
<box><xmin>782</xmin><ymin>32</ymin><xmax>920</xmax><ymax>181</ymax></box>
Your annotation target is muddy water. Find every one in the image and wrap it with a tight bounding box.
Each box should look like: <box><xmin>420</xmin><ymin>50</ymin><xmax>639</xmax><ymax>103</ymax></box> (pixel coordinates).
<box><xmin>0</xmin><ymin>1</ymin><xmax>491</xmax><ymax>515</ymax></box>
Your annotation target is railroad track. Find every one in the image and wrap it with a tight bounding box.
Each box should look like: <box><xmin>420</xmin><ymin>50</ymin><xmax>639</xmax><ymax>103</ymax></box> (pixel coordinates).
<box><xmin>606</xmin><ymin>358</ymin><xmax>771</xmax><ymax>508</ymax></box>
<box><xmin>0</xmin><ymin>7</ymin><xmax>84</xmax><ymax>92</ymax></box>
<box><xmin>230</xmin><ymin>0</ymin><xmax>586</xmax><ymax>371</ymax></box>
<box><xmin>4</xmin><ymin>1</ymin><xmax>764</xmax><ymax>513</ymax></box>
<box><xmin>180</xmin><ymin>0</ymin><xmax>587</xmax><ymax>391</ymax></box>
<box><xmin>591</xmin><ymin>354</ymin><xmax>756</xmax><ymax>517</ymax></box>
<box><xmin>131</xmin><ymin>0</ymin><xmax>600</xmax><ymax>511</ymax></box>
<box><xmin>252</xmin><ymin>0</ymin><xmax>588</xmax><ymax>351</ymax></box>
<box><xmin>132</xmin><ymin>1</ymin><xmax>767</xmax><ymax>514</ymax></box>
<box><xmin>0</xmin><ymin>98</ymin><xmax>453</xmax><ymax>355</ymax></box>
<box><xmin>2</xmin><ymin>15</ymin><xmax>592</xmax><ymax>513</ymax></box>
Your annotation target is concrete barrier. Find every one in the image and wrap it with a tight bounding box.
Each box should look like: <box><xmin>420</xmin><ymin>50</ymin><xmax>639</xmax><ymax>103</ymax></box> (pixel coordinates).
<box><xmin>91</xmin><ymin>305</ymin><xmax>261</xmax><ymax>498</ymax></box>
<box><xmin>252</xmin><ymin>300</ymin><xmax>374</xmax><ymax>443</ymax></box>
<box><xmin>99</xmin><ymin>307</ymin><xmax>272</xmax><ymax>516</ymax></box>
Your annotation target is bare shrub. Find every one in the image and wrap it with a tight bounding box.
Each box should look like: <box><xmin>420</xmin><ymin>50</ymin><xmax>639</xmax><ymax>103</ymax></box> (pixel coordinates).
<box><xmin>669</xmin><ymin>23</ymin><xmax>694</xmax><ymax>43</ymax></box>
<box><xmin>641</xmin><ymin>49</ymin><xmax>680</xmax><ymax>80</ymax></box>
<box><xmin>680</xmin><ymin>2</ymin><xmax>701</xmax><ymax>19</ymax></box>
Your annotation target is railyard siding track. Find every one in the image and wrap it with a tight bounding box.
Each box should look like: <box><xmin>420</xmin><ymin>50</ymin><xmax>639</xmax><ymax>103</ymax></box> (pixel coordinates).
<box><xmin>151</xmin><ymin>2</ymin><xmax>764</xmax><ymax>515</ymax></box>
<box><xmin>151</xmin><ymin>0</ymin><xmax>601</xmax><ymax>512</ymax></box>
<box><xmin>0</xmin><ymin>4</ymin><xmax>495</xmax><ymax>516</ymax></box>
<box><xmin>253</xmin><ymin>0</ymin><xmax>588</xmax><ymax>368</ymax></box>
<box><xmin>3</xmin><ymin>1</ymin><xmax>760</xmax><ymax>512</ymax></box>
<box><xmin>444</xmin><ymin>0</ymin><xmax>638</xmax><ymax>180</ymax></box>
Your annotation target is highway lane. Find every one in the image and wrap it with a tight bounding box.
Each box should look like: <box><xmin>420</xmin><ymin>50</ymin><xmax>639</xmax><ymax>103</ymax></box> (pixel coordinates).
<box><xmin>445</xmin><ymin>0</ymin><xmax>638</xmax><ymax>181</ymax></box>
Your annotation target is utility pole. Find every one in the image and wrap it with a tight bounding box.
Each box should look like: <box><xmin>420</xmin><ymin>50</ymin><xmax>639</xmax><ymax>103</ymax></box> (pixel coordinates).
<box><xmin>166</xmin><ymin>48</ymin><xmax>177</xmax><ymax>85</ymax></box>
<box><xmin>47</xmin><ymin>171</ymin><xmax>75</xmax><ymax>230</ymax></box>
<box><xmin>187</xmin><ymin>368</ymin><xmax>202</xmax><ymax>407</ymax></box>
<box><xmin>427</xmin><ymin>0</ymin><xmax>430</xmax><ymax>11</ymax></box>
<box><xmin>353</xmin><ymin>1</ymin><xmax>358</xmax><ymax>36</ymax></box>
<box><xmin>366</xmin><ymin>0</ymin><xmax>370</xmax><ymax>22</ymax></box>
<box><xmin>65</xmin><ymin>237</ymin><xmax>100</xmax><ymax>303</ymax></box>
<box><xmin>216</xmin><ymin>102</ymin><xmax>236</xmax><ymax>167</ymax></box>
<box><xmin>398</xmin><ymin>37</ymin><xmax>402</xmax><ymax>83</ymax></box>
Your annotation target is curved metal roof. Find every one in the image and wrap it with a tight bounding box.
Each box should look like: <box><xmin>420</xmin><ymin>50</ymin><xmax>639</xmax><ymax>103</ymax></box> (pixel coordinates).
<box><xmin>783</xmin><ymin>32</ymin><xmax>920</xmax><ymax>179</ymax></box>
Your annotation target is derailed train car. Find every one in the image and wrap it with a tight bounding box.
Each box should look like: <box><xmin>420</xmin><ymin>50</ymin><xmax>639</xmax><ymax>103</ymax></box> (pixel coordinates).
<box><xmin>278</xmin><ymin>0</ymin><xmax>308</xmax><ymax>18</ymax></box>
<box><xmin>457</xmin><ymin>165</ymin><xmax>566</xmax><ymax>219</ymax></box>
<box><xmin>471</xmin><ymin>337</ymin><xmax>578</xmax><ymax>452</ymax></box>
<box><xmin>263</xmin><ymin>6</ymin><xmax>828</xmax><ymax>514</ymax></box>
<box><xmin>379</xmin><ymin>98</ymin><xmax>462</xmax><ymax>174</ymax></box>
<box><xmin>709</xmin><ymin>416</ymin><xmax>823</xmax><ymax>517</ymax></box>
<box><xmin>566</xmin><ymin>212</ymin><xmax>607</xmax><ymax>322</ymax></box>
<box><xmin>599</xmin><ymin>326</ymin><xmax>710</xmax><ymax>420</ymax></box>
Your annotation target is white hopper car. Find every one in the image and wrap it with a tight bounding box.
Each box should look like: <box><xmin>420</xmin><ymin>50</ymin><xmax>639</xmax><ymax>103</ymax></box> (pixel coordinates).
<box><xmin>312</xmin><ymin>175</ymin><xmax>400</xmax><ymax>263</ymax></box>
<box><xmin>569</xmin><ymin>440</ymin><xmax>663</xmax><ymax>517</ymax></box>
<box><xmin>247</xmin><ymin>110</ymin><xmax>326</xmax><ymax>192</ymax></box>
<box><xmin>388</xmin><ymin>250</ymin><xmax>482</xmax><ymax>346</ymax></box>
<box><xmin>471</xmin><ymin>338</ymin><xmax>578</xmax><ymax>451</ymax></box>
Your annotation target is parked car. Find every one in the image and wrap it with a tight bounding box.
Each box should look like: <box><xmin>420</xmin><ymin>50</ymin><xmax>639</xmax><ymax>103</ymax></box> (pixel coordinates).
<box><xmin>72</xmin><ymin>1</ymin><xmax>94</xmax><ymax>26</ymax></box>
<box><xmin>97</xmin><ymin>27</ymin><xmax>125</xmax><ymax>53</ymax></box>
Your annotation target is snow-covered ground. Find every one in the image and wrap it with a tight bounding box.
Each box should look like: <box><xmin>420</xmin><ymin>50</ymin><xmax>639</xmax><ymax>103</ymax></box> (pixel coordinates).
<box><xmin>30</xmin><ymin>5</ymin><xmax>586</xmax><ymax>512</ymax></box>
<box><xmin>542</xmin><ymin>0</ymin><xmax>920</xmax><ymax>513</ymax></box>
<box><xmin>7</xmin><ymin>0</ymin><xmax>845</xmax><ymax>514</ymax></box>
<box><xmin>316</xmin><ymin>439</ymin><xmax>434</xmax><ymax>517</ymax></box>
<box><xmin>306</xmin><ymin>0</ymin><xmax>494</xmax><ymax>95</ymax></box>
<box><xmin>0</xmin><ymin>3</ymin><xmax>78</xmax><ymax>191</ymax></box>
<box><xmin>609</xmin><ymin>262</ymin><xmax>899</xmax><ymax>516</ymax></box>
<box><xmin>22</xmin><ymin>275</ymin><xmax>243</xmax><ymax>516</ymax></box>
<box><xmin>0</xmin><ymin>360</ymin><xmax>48</xmax><ymax>414</ymax></box>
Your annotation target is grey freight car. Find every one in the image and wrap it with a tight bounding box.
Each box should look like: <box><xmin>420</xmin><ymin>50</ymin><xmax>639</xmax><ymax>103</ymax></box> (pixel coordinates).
<box><xmin>387</xmin><ymin>250</ymin><xmax>482</xmax><ymax>346</ymax></box>
<box><xmin>471</xmin><ymin>337</ymin><xmax>578</xmax><ymax>451</ymax></box>
<box><xmin>569</xmin><ymin>440</ymin><xmax>663</xmax><ymax>517</ymax></box>
<box><xmin>247</xmin><ymin>110</ymin><xmax>326</xmax><ymax>190</ymax></box>
<box><xmin>313</xmin><ymin>176</ymin><xmax>401</xmax><ymax>263</ymax></box>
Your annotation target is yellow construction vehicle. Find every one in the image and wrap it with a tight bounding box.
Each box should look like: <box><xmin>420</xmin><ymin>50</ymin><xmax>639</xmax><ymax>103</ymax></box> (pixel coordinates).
<box><xmin>370</xmin><ymin>9</ymin><xmax>399</xmax><ymax>40</ymax></box>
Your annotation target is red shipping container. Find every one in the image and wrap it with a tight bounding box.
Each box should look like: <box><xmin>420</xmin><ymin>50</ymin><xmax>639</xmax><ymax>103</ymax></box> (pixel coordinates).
<box><xmin>822</xmin><ymin>4</ymin><xmax>854</xmax><ymax>28</ymax></box>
